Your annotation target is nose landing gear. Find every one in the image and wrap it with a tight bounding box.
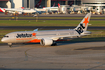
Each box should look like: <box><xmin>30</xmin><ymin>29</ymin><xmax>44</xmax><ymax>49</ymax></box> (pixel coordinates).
<box><xmin>8</xmin><ymin>43</ymin><xmax>12</xmax><ymax>47</ymax></box>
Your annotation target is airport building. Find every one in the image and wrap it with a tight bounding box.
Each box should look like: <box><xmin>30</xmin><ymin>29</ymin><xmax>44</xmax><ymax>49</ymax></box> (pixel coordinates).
<box><xmin>0</xmin><ymin>0</ymin><xmax>11</xmax><ymax>8</ymax></box>
<box><xmin>81</xmin><ymin>0</ymin><xmax>105</xmax><ymax>8</ymax></box>
<box><xmin>0</xmin><ymin>0</ymin><xmax>81</xmax><ymax>8</ymax></box>
<box><xmin>81</xmin><ymin>0</ymin><xmax>105</xmax><ymax>14</ymax></box>
<box><xmin>1</xmin><ymin>0</ymin><xmax>105</xmax><ymax>9</ymax></box>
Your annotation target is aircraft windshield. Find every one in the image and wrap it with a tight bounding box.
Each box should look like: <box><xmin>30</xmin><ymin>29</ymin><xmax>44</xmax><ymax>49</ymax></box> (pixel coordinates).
<box><xmin>4</xmin><ymin>36</ymin><xmax>9</xmax><ymax>38</ymax></box>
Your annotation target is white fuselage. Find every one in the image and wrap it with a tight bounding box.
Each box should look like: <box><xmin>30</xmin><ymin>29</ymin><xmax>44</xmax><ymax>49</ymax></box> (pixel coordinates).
<box><xmin>43</xmin><ymin>7</ymin><xmax>58</xmax><ymax>12</ymax></box>
<box><xmin>1</xmin><ymin>29</ymin><xmax>79</xmax><ymax>43</ymax></box>
<box><xmin>22</xmin><ymin>9</ymin><xmax>36</xmax><ymax>13</ymax></box>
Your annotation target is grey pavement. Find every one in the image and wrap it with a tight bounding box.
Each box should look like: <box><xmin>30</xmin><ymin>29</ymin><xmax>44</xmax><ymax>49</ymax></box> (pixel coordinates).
<box><xmin>0</xmin><ymin>42</ymin><xmax>105</xmax><ymax>70</ymax></box>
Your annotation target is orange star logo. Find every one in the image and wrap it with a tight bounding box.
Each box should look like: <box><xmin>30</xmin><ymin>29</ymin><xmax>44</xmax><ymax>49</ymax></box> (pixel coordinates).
<box><xmin>32</xmin><ymin>33</ymin><xmax>36</xmax><ymax>37</ymax></box>
<box><xmin>83</xmin><ymin>17</ymin><xmax>89</xmax><ymax>27</ymax></box>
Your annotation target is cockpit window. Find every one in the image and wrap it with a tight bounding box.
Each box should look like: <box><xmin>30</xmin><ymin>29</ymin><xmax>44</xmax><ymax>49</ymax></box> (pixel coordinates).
<box><xmin>4</xmin><ymin>36</ymin><xmax>9</xmax><ymax>37</ymax></box>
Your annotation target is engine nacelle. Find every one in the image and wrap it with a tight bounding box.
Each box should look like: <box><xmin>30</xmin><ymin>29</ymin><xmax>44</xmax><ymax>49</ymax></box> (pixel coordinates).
<box><xmin>40</xmin><ymin>38</ymin><xmax>53</xmax><ymax>46</ymax></box>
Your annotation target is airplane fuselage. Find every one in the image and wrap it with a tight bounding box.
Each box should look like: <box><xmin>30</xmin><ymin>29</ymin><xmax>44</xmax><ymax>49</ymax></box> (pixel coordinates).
<box><xmin>1</xmin><ymin>29</ymin><xmax>79</xmax><ymax>43</ymax></box>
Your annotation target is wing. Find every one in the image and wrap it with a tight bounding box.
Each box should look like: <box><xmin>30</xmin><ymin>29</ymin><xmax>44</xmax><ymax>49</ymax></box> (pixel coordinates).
<box><xmin>37</xmin><ymin>34</ymin><xmax>80</xmax><ymax>41</ymax></box>
<box><xmin>51</xmin><ymin>34</ymin><xmax>80</xmax><ymax>40</ymax></box>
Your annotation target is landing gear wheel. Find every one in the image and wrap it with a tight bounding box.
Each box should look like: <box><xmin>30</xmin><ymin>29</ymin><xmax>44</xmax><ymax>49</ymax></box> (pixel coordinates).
<box><xmin>8</xmin><ymin>43</ymin><xmax>12</xmax><ymax>48</ymax></box>
<box><xmin>9</xmin><ymin>45</ymin><xmax>12</xmax><ymax>48</ymax></box>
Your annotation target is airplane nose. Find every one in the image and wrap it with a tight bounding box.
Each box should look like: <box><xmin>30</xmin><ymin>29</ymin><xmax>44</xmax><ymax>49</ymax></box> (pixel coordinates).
<box><xmin>1</xmin><ymin>38</ymin><xmax>8</xmax><ymax>43</ymax></box>
<box><xmin>1</xmin><ymin>37</ymin><xmax>14</xmax><ymax>43</ymax></box>
<box><xmin>1</xmin><ymin>38</ymin><xmax>5</xmax><ymax>42</ymax></box>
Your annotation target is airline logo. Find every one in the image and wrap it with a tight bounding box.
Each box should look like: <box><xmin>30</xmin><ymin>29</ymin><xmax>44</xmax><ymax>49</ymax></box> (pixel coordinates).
<box><xmin>0</xmin><ymin>8</ymin><xmax>5</xmax><ymax>12</ymax></box>
<box><xmin>16</xmin><ymin>33</ymin><xmax>36</xmax><ymax>38</ymax></box>
<box><xmin>53</xmin><ymin>2</ymin><xmax>55</xmax><ymax>7</ymax></box>
<box><xmin>69</xmin><ymin>1</ymin><xmax>74</xmax><ymax>6</ymax></box>
<box><xmin>58</xmin><ymin>3</ymin><xmax>60</xmax><ymax>8</ymax></box>
<box><xmin>76</xmin><ymin>17</ymin><xmax>89</xmax><ymax>34</ymax></box>
<box><xmin>21</xmin><ymin>7</ymin><xmax>24</xmax><ymax>9</ymax></box>
<box><xmin>76</xmin><ymin>24</ymin><xmax>85</xmax><ymax>34</ymax></box>
<box><xmin>35</xmin><ymin>0</ymin><xmax>42</xmax><ymax>7</ymax></box>
<box><xmin>83</xmin><ymin>17</ymin><xmax>89</xmax><ymax>27</ymax></box>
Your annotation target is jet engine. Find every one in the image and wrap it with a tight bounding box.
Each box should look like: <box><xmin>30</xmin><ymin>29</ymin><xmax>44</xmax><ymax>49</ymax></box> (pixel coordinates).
<box><xmin>40</xmin><ymin>38</ymin><xmax>54</xmax><ymax>46</ymax></box>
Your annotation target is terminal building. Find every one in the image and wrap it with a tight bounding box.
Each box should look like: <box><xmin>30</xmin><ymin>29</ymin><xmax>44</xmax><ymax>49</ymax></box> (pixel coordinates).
<box><xmin>81</xmin><ymin>0</ymin><xmax>105</xmax><ymax>14</ymax></box>
<box><xmin>0</xmin><ymin>0</ymin><xmax>81</xmax><ymax>8</ymax></box>
<box><xmin>81</xmin><ymin>0</ymin><xmax>105</xmax><ymax>7</ymax></box>
<box><xmin>0</xmin><ymin>0</ymin><xmax>105</xmax><ymax>9</ymax></box>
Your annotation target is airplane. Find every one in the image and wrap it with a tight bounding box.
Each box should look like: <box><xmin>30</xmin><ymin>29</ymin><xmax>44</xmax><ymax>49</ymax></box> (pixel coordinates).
<box><xmin>22</xmin><ymin>8</ymin><xmax>40</xmax><ymax>14</ymax></box>
<box><xmin>0</xmin><ymin>7</ymin><xmax>24</xmax><ymax>13</ymax></box>
<box><xmin>35</xmin><ymin>0</ymin><xmax>42</xmax><ymax>8</ymax></box>
<box><xmin>43</xmin><ymin>3</ymin><xmax>61</xmax><ymax>14</ymax></box>
<box><xmin>0</xmin><ymin>7</ymin><xmax>42</xmax><ymax>15</ymax></box>
<box><xmin>1</xmin><ymin>13</ymin><xmax>91</xmax><ymax>47</ymax></box>
<box><xmin>0</xmin><ymin>7</ymin><xmax>24</xmax><ymax>15</ymax></box>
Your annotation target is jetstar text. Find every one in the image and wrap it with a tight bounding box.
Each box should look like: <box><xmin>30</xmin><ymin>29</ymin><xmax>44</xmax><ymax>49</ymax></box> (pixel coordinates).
<box><xmin>16</xmin><ymin>33</ymin><xmax>32</xmax><ymax>38</ymax></box>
